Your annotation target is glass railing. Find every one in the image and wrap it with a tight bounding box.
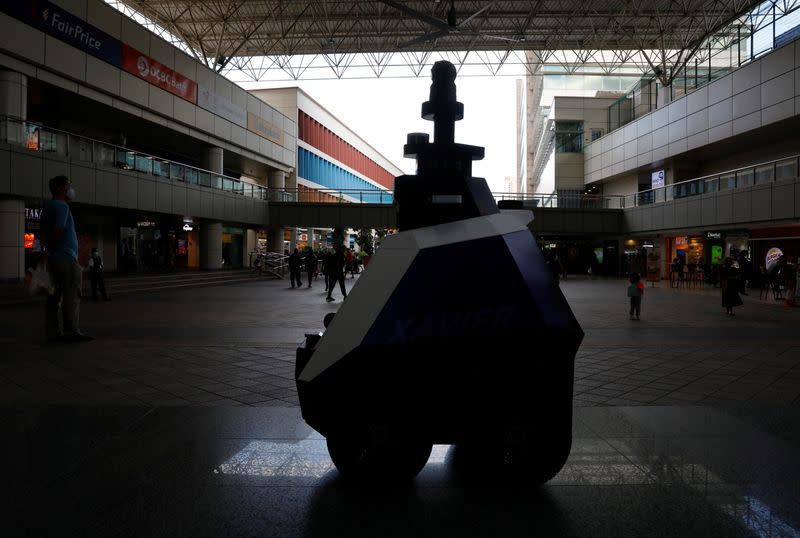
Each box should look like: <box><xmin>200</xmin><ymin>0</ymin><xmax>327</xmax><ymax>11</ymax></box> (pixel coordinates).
<box><xmin>626</xmin><ymin>155</ymin><xmax>800</xmax><ymax>208</ymax></box>
<box><xmin>0</xmin><ymin>116</ymin><xmax>268</xmax><ymax>200</ymax></box>
<box><xmin>608</xmin><ymin>1</ymin><xmax>800</xmax><ymax>133</ymax></box>
<box><xmin>269</xmin><ymin>188</ymin><xmax>627</xmax><ymax>209</ymax></box>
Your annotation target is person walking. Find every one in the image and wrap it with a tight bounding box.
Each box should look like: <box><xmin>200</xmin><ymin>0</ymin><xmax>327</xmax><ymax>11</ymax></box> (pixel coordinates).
<box><xmin>326</xmin><ymin>245</ymin><xmax>347</xmax><ymax>302</ymax></box>
<box><xmin>304</xmin><ymin>248</ymin><xmax>317</xmax><ymax>288</ymax></box>
<box><xmin>288</xmin><ymin>248</ymin><xmax>303</xmax><ymax>289</ymax></box>
<box><xmin>321</xmin><ymin>250</ymin><xmax>330</xmax><ymax>292</ymax></box>
<box><xmin>88</xmin><ymin>247</ymin><xmax>110</xmax><ymax>302</ymax></box>
<box><xmin>627</xmin><ymin>272</ymin><xmax>645</xmax><ymax>320</ymax></box>
<box><xmin>720</xmin><ymin>257</ymin><xmax>743</xmax><ymax>316</ymax></box>
<box><xmin>40</xmin><ymin>175</ymin><xmax>92</xmax><ymax>343</ymax></box>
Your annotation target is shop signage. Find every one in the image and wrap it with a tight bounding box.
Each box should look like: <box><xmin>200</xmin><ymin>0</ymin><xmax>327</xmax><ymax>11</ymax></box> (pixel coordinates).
<box><xmin>765</xmin><ymin>247</ymin><xmax>783</xmax><ymax>272</ymax></box>
<box><xmin>137</xmin><ymin>220</ymin><xmax>156</xmax><ymax>228</ymax></box>
<box><xmin>182</xmin><ymin>224</ymin><xmax>194</xmax><ymax>231</ymax></box>
<box><xmin>198</xmin><ymin>86</ymin><xmax>247</xmax><ymax>128</ymax></box>
<box><xmin>122</xmin><ymin>44</ymin><xmax>197</xmax><ymax>103</ymax></box>
<box><xmin>706</xmin><ymin>231</ymin><xmax>722</xmax><ymax>239</ymax></box>
<box><xmin>675</xmin><ymin>236</ymin><xmax>688</xmax><ymax>246</ymax></box>
<box><xmin>0</xmin><ymin>0</ymin><xmax>122</xmax><ymax>67</ymax></box>
<box><xmin>25</xmin><ymin>207</ymin><xmax>42</xmax><ymax>220</ymax></box>
<box><xmin>642</xmin><ymin>240</ymin><xmax>654</xmax><ymax>248</ymax></box>
<box><xmin>247</xmin><ymin>112</ymin><xmax>285</xmax><ymax>146</ymax></box>
<box><xmin>25</xmin><ymin>207</ymin><xmax>41</xmax><ymax>231</ymax></box>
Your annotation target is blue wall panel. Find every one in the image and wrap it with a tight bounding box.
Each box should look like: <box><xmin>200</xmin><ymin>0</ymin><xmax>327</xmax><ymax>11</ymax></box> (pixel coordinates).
<box><xmin>298</xmin><ymin>147</ymin><xmax>393</xmax><ymax>204</ymax></box>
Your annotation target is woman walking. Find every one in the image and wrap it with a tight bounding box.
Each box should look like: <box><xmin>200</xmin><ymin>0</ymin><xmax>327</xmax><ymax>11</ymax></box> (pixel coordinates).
<box><xmin>720</xmin><ymin>257</ymin><xmax>743</xmax><ymax>316</ymax></box>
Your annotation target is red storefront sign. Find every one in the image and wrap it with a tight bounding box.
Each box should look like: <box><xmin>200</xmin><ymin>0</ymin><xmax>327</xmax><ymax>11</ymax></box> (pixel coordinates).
<box><xmin>121</xmin><ymin>44</ymin><xmax>197</xmax><ymax>103</ymax></box>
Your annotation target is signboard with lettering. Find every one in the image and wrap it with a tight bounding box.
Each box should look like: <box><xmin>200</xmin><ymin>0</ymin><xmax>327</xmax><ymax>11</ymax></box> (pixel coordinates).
<box><xmin>25</xmin><ymin>207</ymin><xmax>42</xmax><ymax>231</ymax></box>
<box><xmin>198</xmin><ymin>86</ymin><xmax>247</xmax><ymax>127</ymax></box>
<box><xmin>706</xmin><ymin>231</ymin><xmax>722</xmax><ymax>239</ymax></box>
<box><xmin>122</xmin><ymin>44</ymin><xmax>197</xmax><ymax>103</ymax></box>
<box><xmin>247</xmin><ymin>112</ymin><xmax>285</xmax><ymax>146</ymax></box>
<box><xmin>0</xmin><ymin>0</ymin><xmax>122</xmax><ymax>66</ymax></box>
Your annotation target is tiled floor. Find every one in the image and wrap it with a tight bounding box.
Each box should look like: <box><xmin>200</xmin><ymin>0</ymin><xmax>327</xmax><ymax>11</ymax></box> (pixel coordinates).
<box><xmin>2</xmin><ymin>276</ymin><xmax>800</xmax><ymax>536</ymax></box>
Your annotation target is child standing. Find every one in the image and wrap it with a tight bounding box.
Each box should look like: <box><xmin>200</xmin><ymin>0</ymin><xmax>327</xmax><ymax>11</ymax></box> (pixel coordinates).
<box><xmin>627</xmin><ymin>272</ymin><xmax>645</xmax><ymax>320</ymax></box>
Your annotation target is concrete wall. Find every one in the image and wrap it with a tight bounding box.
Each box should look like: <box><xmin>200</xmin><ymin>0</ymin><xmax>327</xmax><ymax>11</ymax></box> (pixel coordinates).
<box><xmin>0</xmin><ymin>0</ymin><xmax>296</xmax><ymax>171</ymax></box>
<box><xmin>623</xmin><ymin>176</ymin><xmax>800</xmax><ymax>233</ymax></box>
<box><xmin>552</xmin><ymin>96</ymin><xmax>617</xmax><ymax>144</ymax></box>
<box><xmin>551</xmin><ymin>96</ymin><xmax>617</xmax><ymax>192</ymax></box>
<box><xmin>0</xmin><ymin>143</ymin><xmax>268</xmax><ymax>227</ymax></box>
<box><xmin>586</xmin><ymin>41</ymin><xmax>800</xmax><ymax>186</ymax></box>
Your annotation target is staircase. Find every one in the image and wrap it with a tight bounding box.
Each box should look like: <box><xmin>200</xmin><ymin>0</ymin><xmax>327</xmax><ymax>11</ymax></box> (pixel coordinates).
<box><xmin>0</xmin><ymin>268</ymin><xmax>283</xmax><ymax>307</ymax></box>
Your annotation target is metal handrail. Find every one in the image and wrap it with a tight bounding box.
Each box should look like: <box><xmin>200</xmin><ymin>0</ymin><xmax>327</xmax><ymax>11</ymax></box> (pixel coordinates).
<box><xmin>0</xmin><ymin>115</ymin><xmax>269</xmax><ymax>200</ymax></box>
<box><xmin>628</xmin><ymin>155</ymin><xmax>800</xmax><ymax>208</ymax></box>
<box><xmin>271</xmin><ymin>188</ymin><xmax>627</xmax><ymax>208</ymax></box>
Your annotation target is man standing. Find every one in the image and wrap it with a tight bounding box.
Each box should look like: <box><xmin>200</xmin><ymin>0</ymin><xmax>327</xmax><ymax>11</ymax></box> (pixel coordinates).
<box><xmin>325</xmin><ymin>245</ymin><xmax>347</xmax><ymax>302</ymax></box>
<box><xmin>88</xmin><ymin>247</ymin><xmax>110</xmax><ymax>302</ymax></box>
<box><xmin>40</xmin><ymin>175</ymin><xmax>92</xmax><ymax>342</ymax></box>
<box><xmin>288</xmin><ymin>248</ymin><xmax>303</xmax><ymax>289</ymax></box>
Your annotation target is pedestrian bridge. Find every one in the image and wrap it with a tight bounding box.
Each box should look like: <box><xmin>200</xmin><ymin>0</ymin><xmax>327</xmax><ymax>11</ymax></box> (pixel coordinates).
<box><xmin>267</xmin><ymin>190</ymin><xmax>625</xmax><ymax>236</ymax></box>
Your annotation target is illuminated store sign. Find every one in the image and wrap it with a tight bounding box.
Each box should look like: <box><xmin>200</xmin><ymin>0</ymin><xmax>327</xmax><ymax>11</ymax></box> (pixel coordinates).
<box><xmin>642</xmin><ymin>240</ymin><xmax>654</xmax><ymax>248</ymax></box>
<box><xmin>706</xmin><ymin>231</ymin><xmax>722</xmax><ymax>239</ymax></box>
<box><xmin>765</xmin><ymin>247</ymin><xmax>783</xmax><ymax>272</ymax></box>
<box><xmin>122</xmin><ymin>44</ymin><xmax>197</xmax><ymax>103</ymax></box>
<box><xmin>182</xmin><ymin>224</ymin><xmax>194</xmax><ymax>231</ymax></box>
<box><xmin>0</xmin><ymin>0</ymin><xmax>122</xmax><ymax>66</ymax></box>
<box><xmin>25</xmin><ymin>208</ymin><xmax>42</xmax><ymax>220</ymax></box>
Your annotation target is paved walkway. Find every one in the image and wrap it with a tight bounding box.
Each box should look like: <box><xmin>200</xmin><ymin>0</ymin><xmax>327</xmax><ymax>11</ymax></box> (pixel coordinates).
<box><xmin>4</xmin><ymin>275</ymin><xmax>800</xmax><ymax>537</ymax></box>
<box><xmin>1</xmin><ymin>275</ymin><xmax>799</xmax><ymax>408</ymax></box>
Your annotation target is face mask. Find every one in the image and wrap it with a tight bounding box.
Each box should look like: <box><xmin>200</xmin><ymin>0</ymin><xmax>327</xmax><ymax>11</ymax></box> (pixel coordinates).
<box><xmin>66</xmin><ymin>187</ymin><xmax>76</xmax><ymax>201</ymax></box>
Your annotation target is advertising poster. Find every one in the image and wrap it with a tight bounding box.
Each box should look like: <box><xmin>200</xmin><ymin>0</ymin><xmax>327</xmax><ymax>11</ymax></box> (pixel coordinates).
<box><xmin>122</xmin><ymin>44</ymin><xmax>198</xmax><ymax>103</ymax></box>
<box><xmin>651</xmin><ymin>169</ymin><xmax>665</xmax><ymax>189</ymax></box>
<box><xmin>25</xmin><ymin>125</ymin><xmax>40</xmax><ymax>150</ymax></box>
<box><xmin>711</xmin><ymin>245</ymin><xmax>723</xmax><ymax>265</ymax></box>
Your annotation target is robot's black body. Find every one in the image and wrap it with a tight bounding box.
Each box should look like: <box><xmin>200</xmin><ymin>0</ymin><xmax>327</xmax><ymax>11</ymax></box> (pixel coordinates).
<box><xmin>296</xmin><ymin>62</ymin><xmax>583</xmax><ymax>482</ymax></box>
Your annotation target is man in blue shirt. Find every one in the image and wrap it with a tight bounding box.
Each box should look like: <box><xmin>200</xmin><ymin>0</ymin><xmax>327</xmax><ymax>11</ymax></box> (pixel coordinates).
<box><xmin>40</xmin><ymin>175</ymin><xmax>92</xmax><ymax>343</ymax></box>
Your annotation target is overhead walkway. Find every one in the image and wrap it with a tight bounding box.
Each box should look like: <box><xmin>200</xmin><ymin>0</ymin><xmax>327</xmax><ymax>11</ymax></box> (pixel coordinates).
<box><xmin>269</xmin><ymin>190</ymin><xmax>626</xmax><ymax>236</ymax></box>
<box><xmin>623</xmin><ymin>156</ymin><xmax>800</xmax><ymax>233</ymax></box>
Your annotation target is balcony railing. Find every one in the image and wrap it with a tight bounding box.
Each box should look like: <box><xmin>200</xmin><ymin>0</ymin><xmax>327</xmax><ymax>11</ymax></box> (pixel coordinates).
<box><xmin>625</xmin><ymin>155</ymin><xmax>800</xmax><ymax>208</ymax></box>
<box><xmin>0</xmin><ymin>116</ymin><xmax>269</xmax><ymax>200</ymax></box>
<box><xmin>271</xmin><ymin>188</ymin><xmax>627</xmax><ymax>209</ymax></box>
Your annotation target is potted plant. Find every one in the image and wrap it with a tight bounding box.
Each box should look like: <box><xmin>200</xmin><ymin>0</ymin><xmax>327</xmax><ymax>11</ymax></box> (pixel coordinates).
<box><xmin>355</xmin><ymin>228</ymin><xmax>374</xmax><ymax>266</ymax></box>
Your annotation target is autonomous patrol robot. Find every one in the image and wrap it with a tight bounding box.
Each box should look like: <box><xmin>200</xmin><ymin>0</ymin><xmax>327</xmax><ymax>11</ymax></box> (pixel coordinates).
<box><xmin>296</xmin><ymin>61</ymin><xmax>583</xmax><ymax>482</ymax></box>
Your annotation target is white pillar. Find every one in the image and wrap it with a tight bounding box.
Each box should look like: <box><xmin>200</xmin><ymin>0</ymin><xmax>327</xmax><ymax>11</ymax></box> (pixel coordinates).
<box><xmin>202</xmin><ymin>147</ymin><xmax>224</xmax><ymax>174</ymax></box>
<box><xmin>269</xmin><ymin>170</ymin><xmax>286</xmax><ymax>201</ymax></box>
<box><xmin>657</xmin><ymin>84</ymin><xmax>672</xmax><ymax>108</ymax></box>
<box><xmin>245</xmin><ymin>229</ymin><xmax>257</xmax><ymax>267</ymax></box>
<box><xmin>0</xmin><ymin>199</ymin><xmax>25</xmax><ymax>281</ymax></box>
<box><xmin>268</xmin><ymin>170</ymin><xmax>286</xmax><ymax>189</ymax></box>
<box><xmin>200</xmin><ymin>221</ymin><xmax>223</xmax><ymax>270</ymax></box>
<box><xmin>0</xmin><ymin>71</ymin><xmax>27</xmax><ymax>119</ymax></box>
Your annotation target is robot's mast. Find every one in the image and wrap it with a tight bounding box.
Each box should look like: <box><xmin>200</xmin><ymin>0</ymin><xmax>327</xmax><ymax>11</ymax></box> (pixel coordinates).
<box><xmin>394</xmin><ymin>61</ymin><xmax>497</xmax><ymax>231</ymax></box>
